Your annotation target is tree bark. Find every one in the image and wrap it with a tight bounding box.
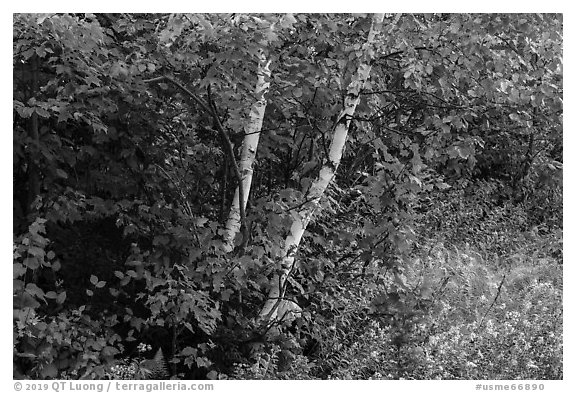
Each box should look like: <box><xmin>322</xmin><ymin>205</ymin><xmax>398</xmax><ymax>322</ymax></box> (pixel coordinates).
<box><xmin>259</xmin><ymin>14</ymin><xmax>386</xmax><ymax>324</ymax></box>
<box><xmin>223</xmin><ymin>52</ymin><xmax>271</xmax><ymax>252</ymax></box>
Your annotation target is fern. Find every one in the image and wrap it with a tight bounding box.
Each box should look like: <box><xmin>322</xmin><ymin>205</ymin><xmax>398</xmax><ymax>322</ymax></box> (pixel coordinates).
<box><xmin>139</xmin><ymin>348</ymin><xmax>169</xmax><ymax>380</ymax></box>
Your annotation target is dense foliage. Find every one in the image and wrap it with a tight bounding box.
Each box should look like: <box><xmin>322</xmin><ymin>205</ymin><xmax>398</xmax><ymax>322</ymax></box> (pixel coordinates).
<box><xmin>13</xmin><ymin>13</ymin><xmax>562</xmax><ymax>380</ymax></box>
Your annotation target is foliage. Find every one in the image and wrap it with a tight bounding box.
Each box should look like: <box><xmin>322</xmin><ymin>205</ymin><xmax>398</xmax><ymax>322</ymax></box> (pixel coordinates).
<box><xmin>13</xmin><ymin>13</ymin><xmax>561</xmax><ymax>380</ymax></box>
<box><xmin>106</xmin><ymin>345</ymin><xmax>170</xmax><ymax>380</ymax></box>
<box><xmin>280</xmin><ymin>245</ymin><xmax>562</xmax><ymax>380</ymax></box>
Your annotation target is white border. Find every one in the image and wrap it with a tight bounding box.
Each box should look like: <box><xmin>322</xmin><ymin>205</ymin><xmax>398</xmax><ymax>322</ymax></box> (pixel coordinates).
<box><xmin>3</xmin><ymin>5</ymin><xmax>572</xmax><ymax>390</ymax></box>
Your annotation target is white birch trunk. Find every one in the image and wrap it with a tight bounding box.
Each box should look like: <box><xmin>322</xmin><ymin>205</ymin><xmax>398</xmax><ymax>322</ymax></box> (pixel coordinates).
<box><xmin>223</xmin><ymin>52</ymin><xmax>272</xmax><ymax>252</ymax></box>
<box><xmin>259</xmin><ymin>14</ymin><xmax>385</xmax><ymax>323</ymax></box>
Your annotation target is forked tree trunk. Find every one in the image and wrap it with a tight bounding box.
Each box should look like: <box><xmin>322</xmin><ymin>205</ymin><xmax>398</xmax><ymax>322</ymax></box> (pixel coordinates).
<box><xmin>223</xmin><ymin>51</ymin><xmax>272</xmax><ymax>252</ymax></box>
<box><xmin>259</xmin><ymin>13</ymin><xmax>386</xmax><ymax>323</ymax></box>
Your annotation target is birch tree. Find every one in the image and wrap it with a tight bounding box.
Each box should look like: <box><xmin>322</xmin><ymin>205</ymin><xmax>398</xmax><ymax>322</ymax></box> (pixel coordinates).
<box><xmin>223</xmin><ymin>51</ymin><xmax>272</xmax><ymax>252</ymax></box>
<box><xmin>259</xmin><ymin>13</ymin><xmax>388</xmax><ymax>323</ymax></box>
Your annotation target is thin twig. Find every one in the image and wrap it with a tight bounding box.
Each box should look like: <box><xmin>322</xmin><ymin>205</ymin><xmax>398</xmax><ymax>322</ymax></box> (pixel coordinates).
<box><xmin>479</xmin><ymin>274</ymin><xmax>506</xmax><ymax>329</ymax></box>
<box><xmin>153</xmin><ymin>164</ymin><xmax>200</xmax><ymax>247</ymax></box>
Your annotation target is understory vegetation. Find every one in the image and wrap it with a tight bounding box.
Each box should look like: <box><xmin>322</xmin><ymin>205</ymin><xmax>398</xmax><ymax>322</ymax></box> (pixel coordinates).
<box><xmin>13</xmin><ymin>13</ymin><xmax>562</xmax><ymax>380</ymax></box>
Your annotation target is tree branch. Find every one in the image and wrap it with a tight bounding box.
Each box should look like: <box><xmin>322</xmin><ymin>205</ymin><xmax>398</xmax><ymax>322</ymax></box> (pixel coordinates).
<box><xmin>143</xmin><ymin>75</ymin><xmax>212</xmax><ymax>115</ymax></box>
<box><xmin>206</xmin><ymin>84</ymin><xmax>249</xmax><ymax>248</ymax></box>
<box><xmin>145</xmin><ymin>75</ymin><xmax>249</xmax><ymax>247</ymax></box>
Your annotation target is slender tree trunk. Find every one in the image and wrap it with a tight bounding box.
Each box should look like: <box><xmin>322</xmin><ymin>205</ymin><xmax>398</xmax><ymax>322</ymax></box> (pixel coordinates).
<box><xmin>27</xmin><ymin>55</ymin><xmax>41</xmax><ymax>216</ymax></box>
<box><xmin>223</xmin><ymin>51</ymin><xmax>271</xmax><ymax>252</ymax></box>
<box><xmin>259</xmin><ymin>14</ymin><xmax>386</xmax><ymax>323</ymax></box>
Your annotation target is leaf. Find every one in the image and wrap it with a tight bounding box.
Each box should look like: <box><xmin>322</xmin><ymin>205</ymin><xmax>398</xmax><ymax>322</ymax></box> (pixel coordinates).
<box><xmin>25</xmin><ymin>283</ymin><xmax>45</xmax><ymax>299</ymax></box>
<box><xmin>40</xmin><ymin>363</ymin><xmax>58</xmax><ymax>378</ymax></box>
<box><xmin>181</xmin><ymin>346</ymin><xmax>197</xmax><ymax>357</ymax></box>
<box><xmin>90</xmin><ymin>275</ymin><xmax>99</xmax><ymax>285</ymax></box>
<box><xmin>56</xmin><ymin>169</ymin><xmax>68</xmax><ymax>179</ymax></box>
<box><xmin>56</xmin><ymin>291</ymin><xmax>67</xmax><ymax>304</ymax></box>
<box><xmin>126</xmin><ymin>270</ymin><xmax>138</xmax><ymax>278</ymax></box>
<box><xmin>86</xmin><ymin>289</ymin><xmax>94</xmax><ymax>296</ymax></box>
<box><xmin>52</xmin><ymin>260</ymin><xmax>61</xmax><ymax>271</ymax></box>
<box><xmin>14</xmin><ymin>293</ymin><xmax>40</xmax><ymax>309</ymax></box>
<box><xmin>27</xmin><ymin>246</ymin><xmax>45</xmax><ymax>258</ymax></box>
<box><xmin>15</xmin><ymin>105</ymin><xmax>34</xmax><ymax>118</ymax></box>
<box><xmin>102</xmin><ymin>346</ymin><xmax>120</xmax><ymax>357</ymax></box>
<box><xmin>281</xmin><ymin>13</ymin><xmax>297</xmax><ymax>29</ymax></box>
<box><xmin>95</xmin><ymin>280</ymin><xmax>106</xmax><ymax>288</ymax></box>
<box><xmin>194</xmin><ymin>217</ymin><xmax>208</xmax><ymax>227</ymax></box>
<box><xmin>196</xmin><ymin>357</ymin><xmax>212</xmax><ymax>368</ymax></box>
<box><xmin>34</xmin><ymin>107</ymin><xmax>50</xmax><ymax>118</ymax></box>
<box><xmin>13</xmin><ymin>263</ymin><xmax>26</xmax><ymax>278</ymax></box>
<box><xmin>220</xmin><ymin>289</ymin><xmax>233</xmax><ymax>302</ymax></box>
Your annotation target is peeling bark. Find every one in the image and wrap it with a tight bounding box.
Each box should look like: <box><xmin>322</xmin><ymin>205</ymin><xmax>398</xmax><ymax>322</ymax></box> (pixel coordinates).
<box><xmin>223</xmin><ymin>52</ymin><xmax>272</xmax><ymax>252</ymax></box>
<box><xmin>259</xmin><ymin>14</ymin><xmax>387</xmax><ymax>323</ymax></box>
